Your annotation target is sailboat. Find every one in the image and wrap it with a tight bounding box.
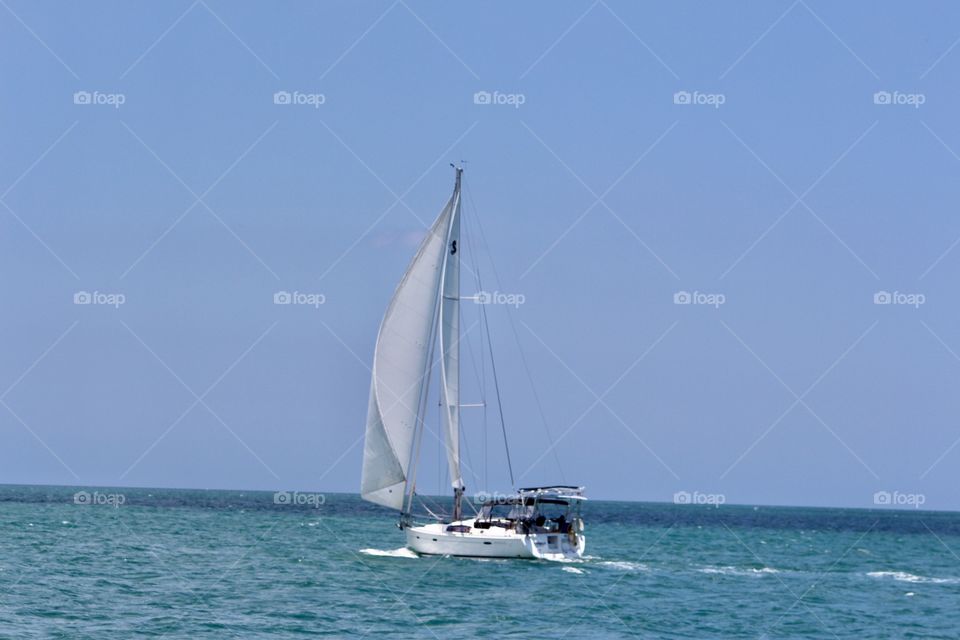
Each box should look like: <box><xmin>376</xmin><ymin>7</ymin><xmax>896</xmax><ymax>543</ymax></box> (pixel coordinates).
<box><xmin>360</xmin><ymin>166</ymin><xmax>586</xmax><ymax>559</ymax></box>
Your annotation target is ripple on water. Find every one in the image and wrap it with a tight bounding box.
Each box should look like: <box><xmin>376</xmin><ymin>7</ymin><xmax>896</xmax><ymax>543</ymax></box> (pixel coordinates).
<box><xmin>866</xmin><ymin>571</ymin><xmax>960</xmax><ymax>584</ymax></box>
<box><xmin>698</xmin><ymin>565</ymin><xmax>780</xmax><ymax>577</ymax></box>
<box><xmin>596</xmin><ymin>560</ymin><xmax>649</xmax><ymax>572</ymax></box>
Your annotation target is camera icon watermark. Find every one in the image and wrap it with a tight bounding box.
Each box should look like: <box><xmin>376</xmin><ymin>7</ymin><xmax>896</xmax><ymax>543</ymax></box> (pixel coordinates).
<box><xmin>74</xmin><ymin>291</ymin><xmax>126</xmax><ymax>308</ymax></box>
<box><xmin>873</xmin><ymin>490</ymin><xmax>925</xmax><ymax>509</ymax></box>
<box><xmin>673</xmin><ymin>90</ymin><xmax>725</xmax><ymax>109</ymax></box>
<box><xmin>274</xmin><ymin>291</ymin><xmax>325</xmax><ymax>308</ymax></box>
<box><xmin>873</xmin><ymin>290</ymin><xmax>925</xmax><ymax>309</ymax></box>
<box><xmin>73</xmin><ymin>90</ymin><xmax>126</xmax><ymax>109</ymax></box>
<box><xmin>873</xmin><ymin>90</ymin><xmax>925</xmax><ymax>108</ymax></box>
<box><xmin>473</xmin><ymin>90</ymin><xmax>525</xmax><ymax>108</ymax></box>
<box><xmin>273</xmin><ymin>90</ymin><xmax>325</xmax><ymax>108</ymax></box>
<box><xmin>673</xmin><ymin>290</ymin><xmax>725</xmax><ymax>308</ymax></box>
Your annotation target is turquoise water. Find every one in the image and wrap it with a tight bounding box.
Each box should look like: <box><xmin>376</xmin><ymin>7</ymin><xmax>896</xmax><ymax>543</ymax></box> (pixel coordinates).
<box><xmin>1</xmin><ymin>486</ymin><xmax>958</xmax><ymax>638</ymax></box>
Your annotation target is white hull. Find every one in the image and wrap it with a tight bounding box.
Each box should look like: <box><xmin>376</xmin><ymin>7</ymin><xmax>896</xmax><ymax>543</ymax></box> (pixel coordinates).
<box><xmin>406</xmin><ymin>519</ymin><xmax>586</xmax><ymax>560</ymax></box>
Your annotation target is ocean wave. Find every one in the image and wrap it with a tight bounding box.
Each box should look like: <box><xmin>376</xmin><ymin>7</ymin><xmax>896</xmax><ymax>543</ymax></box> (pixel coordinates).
<box><xmin>359</xmin><ymin>547</ymin><xmax>419</xmax><ymax>559</ymax></box>
<box><xmin>537</xmin><ymin>555</ymin><xmax>585</xmax><ymax>564</ymax></box>
<box><xmin>562</xmin><ymin>566</ymin><xmax>585</xmax><ymax>574</ymax></box>
<box><xmin>597</xmin><ymin>560</ymin><xmax>649</xmax><ymax>572</ymax></box>
<box><xmin>866</xmin><ymin>571</ymin><xmax>960</xmax><ymax>584</ymax></box>
<box><xmin>699</xmin><ymin>565</ymin><xmax>780</xmax><ymax>576</ymax></box>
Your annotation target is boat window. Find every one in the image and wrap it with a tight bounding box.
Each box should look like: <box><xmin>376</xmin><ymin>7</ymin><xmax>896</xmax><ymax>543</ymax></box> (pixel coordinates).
<box><xmin>482</xmin><ymin>504</ymin><xmax>515</xmax><ymax>520</ymax></box>
<box><xmin>536</xmin><ymin>501</ymin><xmax>569</xmax><ymax>521</ymax></box>
<box><xmin>446</xmin><ymin>524</ymin><xmax>471</xmax><ymax>533</ymax></box>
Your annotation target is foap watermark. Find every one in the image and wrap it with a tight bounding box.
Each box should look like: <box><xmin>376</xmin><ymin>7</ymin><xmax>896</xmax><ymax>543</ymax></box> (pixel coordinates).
<box><xmin>873</xmin><ymin>490</ymin><xmax>925</xmax><ymax>509</ymax></box>
<box><xmin>74</xmin><ymin>291</ymin><xmax>126</xmax><ymax>308</ymax></box>
<box><xmin>473</xmin><ymin>90</ymin><xmax>526</xmax><ymax>109</ymax></box>
<box><xmin>473</xmin><ymin>491</ymin><xmax>515</xmax><ymax>505</ymax></box>
<box><xmin>674</xmin><ymin>290</ymin><xmax>726</xmax><ymax>308</ymax></box>
<box><xmin>673</xmin><ymin>490</ymin><xmax>726</xmax><ymax>507</ymax></box>
<box><xmin>73</xmin><ymin>491</ymin><xmax>126</xmax><ymax>507</ymax></box>
<box><xmin>673</xmin><ymin>90</ymin><xmax>725</xmax><ymax>109</ymax></box>
<box><xmin>274</xmin><ymin>291</ymin><xmax>326</xmax><ymax>308</ymax></box>
<box><xmin>471</xmin><ymin>290</ymin><xmax>525</xmax><ymax>308</ymax></box>
<box><xmin>873</xmin><ymin>91</ymin><xmax>925</xmax><ymax>109</ymax></box>
<box><xmin>273</xmin><ymin>491</ymin><xmax>326</xmax><ymax>508</ymax></box>
<box><xmin>273</xmin><ymin>90</ymin><xmax>326</xmax><ymax>108</ymax></box>
<box><xmin>874</xmin><ymin>290</ymin><xmax>925</xmax><ymax>309</ymax></box>
<box><xmin>73</xmin><ymin>90</ymin><xmax>126</xmax><ymax>109</ymax></box>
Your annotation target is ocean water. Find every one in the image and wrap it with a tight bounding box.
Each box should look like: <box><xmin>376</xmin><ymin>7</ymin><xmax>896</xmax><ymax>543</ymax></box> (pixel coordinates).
<box><xmin>1</xmin><ymin>486</ymin><xmax>958</xmax><ymax>638</ymax></box>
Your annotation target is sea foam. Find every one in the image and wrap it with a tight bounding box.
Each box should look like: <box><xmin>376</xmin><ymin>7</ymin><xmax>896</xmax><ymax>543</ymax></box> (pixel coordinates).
<box><xmin>359</xmin><ymin>547</ymin><xmax>419</xmax><ymax>559</ymax></box>
<box><xmin>867</xmin><ymin>571</ymin><xmax>959</xmax><ymax>584</ymax></box>
<box><xmin>699</xmin><ymin>565</ymin><xmax>780</xmax><ymax>576</ymax></box>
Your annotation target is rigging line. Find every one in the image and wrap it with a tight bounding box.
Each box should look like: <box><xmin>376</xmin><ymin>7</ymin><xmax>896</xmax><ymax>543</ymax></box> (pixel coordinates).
<box><xmin>458</xmin><ymin>398</ymin><xmax>481</xmax><ymax>492</ymax></box>
<box><xmin>481</xmin><ymin>260</ymin><xmax>488</xmax><ymax>492</ymax></box>
<box><xmin>482</xmin><ymin>322</ymin><xmax>488</xmax><ymax>491</ymax></box>
<box><xmin>410</xmin><ymin>320</ymin><xmax>486</xmax><ymax>488</ymax></box>
<box><xmin>463</xmin><ymin>183</ymin><xmax>566</xmax><ymax>482</ymax></box>
<box><xmin>462</xmin><ymin>194</ymin><xmax>518</xmax><ymax>490</ymax></box>
<box><xmin>417</xmin><ymin>491</ymin><xmax>447</xmax><ymax>520</ymax></box>
<box><xmin>480</xmin><ymin>297</ymin><xmax>515</xmax><ymax>489</ymax></box>
<box><xmin>462</xmin><ymin>206</ymin><xmax>490</xmax><ymax>491</ymax></box>
<box><xmin>437</xmin><ymin>397</ymin><xmax>442</xmax><ymax>496</ymax></box>
<box><xmin>462</xmin><ymin>200</ymin><xmax>502</xmax><ymax>490</ymax></box>
<box><xmin>459</xmin><ymin>296</ymin><xmax>483</xmax><ymax>491</ymax></box>
<box><xmin>404</xmin><ymin>265</ymin><xmax>443</xmax><ymax>517</ymax></box>
<box><xmin>459</xmin><ymin>417</ymin><xmax>480</xmax><ymax>493</ymax></box>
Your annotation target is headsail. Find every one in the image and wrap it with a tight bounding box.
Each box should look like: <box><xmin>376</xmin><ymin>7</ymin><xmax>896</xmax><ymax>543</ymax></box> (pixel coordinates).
<box><xmin>439</xmin><ymin>169</ymin><xmax>463</xmax><ymax>493</ymax></box>
<box><xmin>361</xmin><ymin>187</ymin><xmax>457</xmax><ymax>510</ymax></box>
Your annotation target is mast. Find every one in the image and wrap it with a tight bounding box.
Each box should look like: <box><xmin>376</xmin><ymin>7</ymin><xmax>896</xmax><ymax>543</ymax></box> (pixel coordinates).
<box><xmin>440</xmin><ymin>166</ymin><xmax>465</xmax><ymax>521</ymax></box>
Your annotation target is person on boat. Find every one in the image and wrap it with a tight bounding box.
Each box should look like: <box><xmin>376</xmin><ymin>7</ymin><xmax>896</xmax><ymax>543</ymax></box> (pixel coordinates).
<box><xmin>553</xmin><ymin>514</ymin><xmax>567</xmax><ymax>533</ymax></box>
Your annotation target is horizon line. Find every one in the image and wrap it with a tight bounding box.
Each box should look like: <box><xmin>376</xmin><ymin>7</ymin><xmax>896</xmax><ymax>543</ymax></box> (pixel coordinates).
<box><xmin>1</xmin><ymin>481</ymin><xmax>953</xmax><ymax>515</ymax></box>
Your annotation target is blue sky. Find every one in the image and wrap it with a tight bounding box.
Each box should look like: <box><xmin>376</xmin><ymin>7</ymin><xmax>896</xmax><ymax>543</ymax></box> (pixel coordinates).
<box><xmin>2</xmin><ymin>1</ymin><xmax>960</xmax><ymax>510</ymax></box>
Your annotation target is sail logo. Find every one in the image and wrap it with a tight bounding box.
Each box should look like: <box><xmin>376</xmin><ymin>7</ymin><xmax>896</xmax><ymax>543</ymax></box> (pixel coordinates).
<box><xmin>673</xmin><ymin>90</ymin><xmax>725</xmax><ymax>108</ymax></box>
<box><xmin>274</xmin><ymin>291</ymin><xmax>326</xmax><ymax>308</ymax></box>
<box><xmin>74</xmin><ymin>491</ymin><xmax>126</xmax><ymax>507</ymax></box>
<box><xmin>472</xmin><ymin>290</ymin><xmax>525</xmax><ymax>308</ymax></box>
<box><xmin>74</xmin><ymin>291</ymin><xmax>126</xmax><ymax>308</ymax></box>
<box><xmin>873</xmin><ymin>290</ymin><xmax>924</xmax><ymax>308</ymax></box>
<box><xmin>473</xmin><ymin>90</ymin><xmax>526</xmax><ymax>108</ymax></box>
<box><xmin>273</xmin><ymin>90</ymin><xmax>326</xmax><ymax>108</ymax></box>
<box><xmin>274</xmin><ymin>491</ymin><xmax>326</xmax><ymax>508</ymax></box>
<box><xmin>73</xmin><ymin>90</ymin><xmax>126</xmax><ymax>108</ymax></box>
<box><xmin>674</xmin><ymin>290</ymin><xmax>725</xmax><ymax>308</ymax></box>
<box><xmin>673</xmin><ymin>491</ymin><xmax>725</xmax><ymax>507</ymax></box>
<box><xmin>873</xmin><ymin>91</ymin><xmax>924</xmax><ymax>108</ymax></box>
<box><xmin>873</xmin><ymin>490</ymin><xmax>925</xmax><ymax>509</ymax></box>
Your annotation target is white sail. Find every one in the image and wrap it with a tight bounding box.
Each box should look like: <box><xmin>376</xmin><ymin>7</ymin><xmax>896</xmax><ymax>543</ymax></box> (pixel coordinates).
<box><xmin>361</xmin><ymin>191</ymin><xmax>457</xmax><ymax>510</ymax></box>
<box><xmin>439</xmin><ymin>172</ymin><xmax>463</xmax><ymax>491</ymax></box>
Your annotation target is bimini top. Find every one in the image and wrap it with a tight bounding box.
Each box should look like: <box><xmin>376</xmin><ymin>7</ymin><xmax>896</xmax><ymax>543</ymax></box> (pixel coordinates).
<box><xmin>518</xmin><ymin>486</ymin><xmax>587</xmax><ymax>500</ymax></box>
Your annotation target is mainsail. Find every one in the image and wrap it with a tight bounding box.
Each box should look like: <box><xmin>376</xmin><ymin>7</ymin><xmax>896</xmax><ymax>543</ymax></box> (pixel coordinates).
<box><xmin>439</xmin><ymin>171</ymin><xmax>463</xmax><ymax>494</ymax></box>
<box><xmin>361</xmin><ymin>171</ymin><xmax>461</xmax><ymax>511</ymax></box>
